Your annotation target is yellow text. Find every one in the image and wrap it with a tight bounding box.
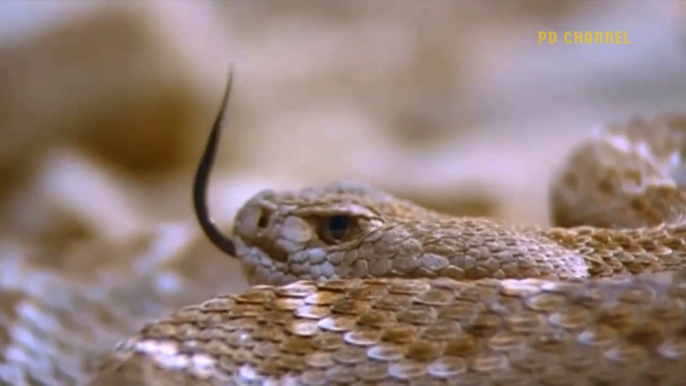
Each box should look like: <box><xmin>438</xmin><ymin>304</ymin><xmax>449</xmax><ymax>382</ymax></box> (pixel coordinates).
<box><xmin>538</xmin><ymin>31</ymin><xmax>632</xmax><ymax>45</ymax></box>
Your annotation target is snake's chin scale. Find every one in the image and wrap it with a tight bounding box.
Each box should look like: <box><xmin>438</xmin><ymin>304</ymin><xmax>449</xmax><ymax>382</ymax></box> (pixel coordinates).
<box><xmin>236</xmin><ymin>240</ymin><xmax>282</xmax><ymax>285</ymax></box>
<box><xmin>236</xmin><ymin>237</ymin><xmax>343</xmax><ymax>285</ymax></box>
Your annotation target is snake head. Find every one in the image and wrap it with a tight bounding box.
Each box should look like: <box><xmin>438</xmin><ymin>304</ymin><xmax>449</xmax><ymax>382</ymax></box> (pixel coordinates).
<box><xmin>232</xmin><ymin>180</ymin><xmax>448</xmax><ymax>285</ymax></box>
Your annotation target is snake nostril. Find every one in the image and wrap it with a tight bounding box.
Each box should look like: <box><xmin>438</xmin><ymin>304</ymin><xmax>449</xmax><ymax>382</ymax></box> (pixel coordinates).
<box><xmin>257</xmin><ymin>209</ymin><xmax>271</xmax><ymax>229</ymax></box>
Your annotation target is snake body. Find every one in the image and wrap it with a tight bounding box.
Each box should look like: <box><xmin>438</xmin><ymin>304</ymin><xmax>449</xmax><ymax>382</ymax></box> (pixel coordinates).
<box><xmin>8</xmin><ymin>73</ymin><xmax>686</xmax><ymax>384</ymax></box>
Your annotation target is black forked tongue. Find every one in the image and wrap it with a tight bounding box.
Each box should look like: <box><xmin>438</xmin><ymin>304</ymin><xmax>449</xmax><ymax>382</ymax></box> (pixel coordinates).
<box><xmin>192</xmin><ymin>67</ymin><xmax>237</xmax><ymax>257</ymax></box>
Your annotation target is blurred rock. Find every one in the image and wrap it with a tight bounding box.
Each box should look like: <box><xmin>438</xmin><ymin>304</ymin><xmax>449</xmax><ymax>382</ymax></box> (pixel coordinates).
<box><xmin>0</xmin><ymin>0</ymin><xmax>684</xmax><ymax>241</ymax></box>
<box><xmin>0</xmin><ymin>1</ymin><xmax>231</xmax><ymax>201</ymax></box>
<box><xmin>1</xmin><ymin>148</ymin><xmax>144</xmax><ymax>246</ymax></box>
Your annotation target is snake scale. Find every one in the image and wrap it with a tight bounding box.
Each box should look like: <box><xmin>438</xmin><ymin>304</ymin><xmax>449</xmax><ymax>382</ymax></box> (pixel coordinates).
<box><xmin>7</xmin><ymin>70</ymin><xmax>686</xmax><ymax>385</ymax></box>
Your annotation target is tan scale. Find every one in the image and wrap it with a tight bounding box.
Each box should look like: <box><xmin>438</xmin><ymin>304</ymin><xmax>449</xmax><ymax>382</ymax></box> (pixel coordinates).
<box><xmin>5</xmin><ymin>71</ymin><xmax>686</xmax><ymax>384</ymax></box>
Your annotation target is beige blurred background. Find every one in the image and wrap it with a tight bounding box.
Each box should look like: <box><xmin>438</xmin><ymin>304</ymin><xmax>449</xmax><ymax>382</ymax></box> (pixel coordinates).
<box><xmin>0</xmin><ymin>0</ymin><xmax>685</xmax><ymax>312</ymax></box>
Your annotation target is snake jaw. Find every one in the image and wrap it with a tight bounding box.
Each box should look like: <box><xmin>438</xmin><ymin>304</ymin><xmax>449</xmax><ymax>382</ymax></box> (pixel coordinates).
<box><xmin>232</xmin><ymin>236</ymin><xmax>286</xmax><ymax>285</ymax></box>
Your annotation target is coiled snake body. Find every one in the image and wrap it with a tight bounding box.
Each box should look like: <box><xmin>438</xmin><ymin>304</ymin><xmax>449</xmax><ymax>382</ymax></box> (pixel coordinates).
<box><xmin>11</xmin><ymin>72</ymin><xmax>686</xmax><ymax>385</ymax></box>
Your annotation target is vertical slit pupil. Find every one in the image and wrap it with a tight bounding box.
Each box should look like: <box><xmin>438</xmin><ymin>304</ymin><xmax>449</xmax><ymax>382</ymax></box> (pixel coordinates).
<box><xmin>328</xmin><ymin>216</ymin><xmax>349</xmax><ymax>240</ymax></box>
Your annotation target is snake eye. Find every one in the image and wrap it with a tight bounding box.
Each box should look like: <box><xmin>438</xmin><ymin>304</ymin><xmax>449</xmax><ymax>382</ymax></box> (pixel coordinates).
<box><xmin>319</xmin><ymin>215</ymin><xmax>353</xmax><ymax>244</ymax></box>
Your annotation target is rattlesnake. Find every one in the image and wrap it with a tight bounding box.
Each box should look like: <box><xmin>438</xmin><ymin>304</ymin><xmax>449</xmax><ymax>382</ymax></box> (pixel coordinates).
<box><xmin>7</xmin><ymin>71</ymin><xmax>686</xmax><ymax>385</ymax></box>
